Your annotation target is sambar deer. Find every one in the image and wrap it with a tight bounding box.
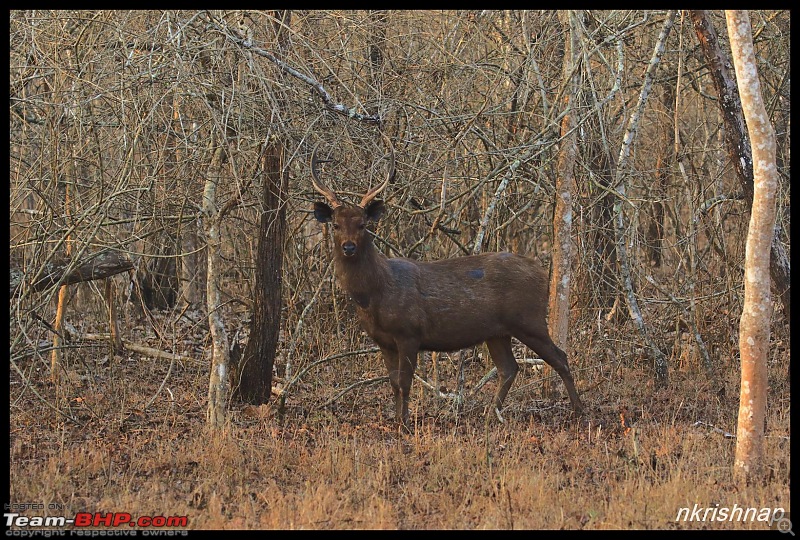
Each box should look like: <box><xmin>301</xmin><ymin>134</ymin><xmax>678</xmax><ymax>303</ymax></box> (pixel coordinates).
<box><xmin>311</xmin><ymin>137</ymin><xmax>584</xmax><ymax>430</ymax></box>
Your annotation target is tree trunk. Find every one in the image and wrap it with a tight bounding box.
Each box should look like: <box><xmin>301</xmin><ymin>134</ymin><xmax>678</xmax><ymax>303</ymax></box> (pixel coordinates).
<box><xmin>236</xmin><ymin>142</ymin><xmax>288</xmax><ymax>404</ymax></box>
<box><xmin>726</xmin><ymin>10</ymin><xmax>778</xmax><ymax>486</ymax></box>
<box><xmin>644</xmin><ymin>83</ymin><xmax>673</xmax><ymax>269</ymax></box>
<box><xmin>546</xmin><ymin>10</ymin><xmax>579</xmax><ymax>399</ymax></box>
<box><xmin>612</xmin><ymin>10</ymin><xmax>676</xmax><ymax>383</ymax></box>
<box><xmin>205</xmin><ymin>142</ymin><xmax>231</xmax><ymax>429</ymax></box>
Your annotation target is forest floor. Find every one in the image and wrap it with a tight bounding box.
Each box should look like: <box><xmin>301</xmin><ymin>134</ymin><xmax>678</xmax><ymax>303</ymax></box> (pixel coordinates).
<box><xmin>9</xmin><ymin>308</ymin><xmax>791</xmax><ymax>530</ymax></box>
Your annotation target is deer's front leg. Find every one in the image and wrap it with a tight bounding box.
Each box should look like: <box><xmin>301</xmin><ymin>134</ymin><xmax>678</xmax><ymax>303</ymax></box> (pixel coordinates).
<box><xmin>380</xmin><ymin>347</ymin><xmax>401</xmax><ymax>422</ymax></box>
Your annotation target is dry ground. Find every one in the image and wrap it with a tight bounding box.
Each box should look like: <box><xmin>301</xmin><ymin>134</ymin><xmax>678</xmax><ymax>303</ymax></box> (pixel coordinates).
<box><xmin>9</xmin><ymin>309</ymin><xmax>791</xmax><ymax>530</ymax></box>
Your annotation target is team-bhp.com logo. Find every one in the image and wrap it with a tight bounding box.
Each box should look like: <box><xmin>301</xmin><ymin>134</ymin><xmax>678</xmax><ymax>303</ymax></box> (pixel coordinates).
<box><xmin>5</xmin><ymin>512</ymin><xmax>188</xmax><ymax>529</ymax></box>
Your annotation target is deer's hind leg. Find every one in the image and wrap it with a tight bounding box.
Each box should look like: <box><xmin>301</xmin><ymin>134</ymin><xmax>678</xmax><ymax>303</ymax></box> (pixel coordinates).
<box><xmin>515</xmin><ymin>331</ymin><xmax>584</xmax><ymax>415</ymax></box>
<box><xmin>485</xmin><ymin>336</ymin><xmax>519</xmax><ymax>423</ymax></box>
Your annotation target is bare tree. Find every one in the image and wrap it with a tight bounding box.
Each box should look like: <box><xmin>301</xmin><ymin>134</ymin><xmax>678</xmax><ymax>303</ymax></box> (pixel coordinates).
<box><xmin>546</xmin><ymin>10</ymin><xmax>580</xmax><ymax>397</ymax></box>
<box><xmin>204</xmin><ymin>141</ymin><xmax>231</xmax><ymax>428</ymax></box>
<box><xmin>611</xmin><ymin>10</ymin><xmax>676</xmax><ymax>383</ymax></box>
<box><xmin>726</xmin><ymin>10</ymin><xmax>778</xmax><ymax>485</ymax></box>
<box><xmin>8</xmin><ymin>10</ymin><xmax>790</xmax><ymax>433</ymax></box>
<box><xmin>691</xmin><ymin>10</ymin><xmax>791</xmax><ymax>325</ymax></box>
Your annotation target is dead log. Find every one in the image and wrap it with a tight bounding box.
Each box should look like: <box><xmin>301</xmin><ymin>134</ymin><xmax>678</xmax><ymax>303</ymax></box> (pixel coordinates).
<box><xmin>11</xmin><ymin>250</ymin><xmax>134</xmax><ymax>297</ymax></box>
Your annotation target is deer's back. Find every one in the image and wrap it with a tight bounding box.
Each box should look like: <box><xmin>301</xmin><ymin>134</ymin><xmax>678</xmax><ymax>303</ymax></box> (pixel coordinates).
<box><xmin>377</xmin><ymin>252</ymin><xmax>549</xmax><ymax>350</ymax></box>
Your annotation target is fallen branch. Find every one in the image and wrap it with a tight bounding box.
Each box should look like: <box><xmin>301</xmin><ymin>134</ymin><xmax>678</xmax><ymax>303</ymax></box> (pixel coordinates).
<box><xmin>80</xmin><ymin>332</ymin><xmax>198</xmax><ymax>363</ymax></box>
<box><xmin>12</xmin><ymin>250</ymin><xmax>134</xmax><ymax>297</ymax></box>
<box><xmin>692</xmin><ymin>420</ymin><xmax>735</xmax><ymax>439</ymax></box>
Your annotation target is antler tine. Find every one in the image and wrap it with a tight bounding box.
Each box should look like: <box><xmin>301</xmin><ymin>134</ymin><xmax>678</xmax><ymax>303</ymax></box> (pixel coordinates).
<box><xmin>359</xmin><ymin>134</ymin><xmax>396</xmax><ymax>208</ymax></box>
<box><xmin>310</xmin><ymin>143</ymin><xmax>342</xmax><ymax>208</ymax></box>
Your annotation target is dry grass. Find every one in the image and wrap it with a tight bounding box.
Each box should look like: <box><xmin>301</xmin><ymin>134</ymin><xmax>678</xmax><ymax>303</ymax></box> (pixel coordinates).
<box><xmin>9</xmin><ymin>310</ymin><xmax>791</xmax><ymax>530</ymax></box>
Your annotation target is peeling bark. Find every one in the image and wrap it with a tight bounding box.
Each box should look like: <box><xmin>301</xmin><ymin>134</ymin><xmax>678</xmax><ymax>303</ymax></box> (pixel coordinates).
<box><xmin>726</xmin><ymin>10</ymin><xmax>777</xmax><ymax>486</ymax></box>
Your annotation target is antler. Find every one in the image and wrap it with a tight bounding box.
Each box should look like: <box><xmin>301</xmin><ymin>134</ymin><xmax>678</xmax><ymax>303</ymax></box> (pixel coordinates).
<box><xmin>310</xmin><ymin>144</ymin><xmax>342</xmax><ymax>208</ymax></box>
<box><xmin>359</xmin><ymin>134</ymin><xmax>396</xmax><ymax>208</ymax></box>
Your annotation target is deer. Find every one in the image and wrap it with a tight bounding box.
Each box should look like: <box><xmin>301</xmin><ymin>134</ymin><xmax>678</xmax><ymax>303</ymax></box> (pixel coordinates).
<box><xmin>310</xmin><ymin>136</ymin><xmax>585</xmax><ymax>431</ymax></box>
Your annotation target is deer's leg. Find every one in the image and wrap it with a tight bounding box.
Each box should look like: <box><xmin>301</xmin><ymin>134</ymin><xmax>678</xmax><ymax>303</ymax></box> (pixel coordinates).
<box><xmin>516</xmin><ymin>332</ymin><xmax>584</xmax><ymax>414</ymax></box>
<box><xmin>380</xmin><ymin>347</ymin><xmax>402</xmax><ymax>422</ymax></box>
<box><xmin>395</xmin><ymin>340</ymin><xmax>419</xmax><ymax>431</ymax></box>
<box><xmin>485</xmin><ymin>337</ymin><xmax>519</xmax><ymax>423</ymax></box>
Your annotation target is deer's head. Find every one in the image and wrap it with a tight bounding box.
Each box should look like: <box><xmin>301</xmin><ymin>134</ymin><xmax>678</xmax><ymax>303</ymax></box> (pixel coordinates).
<box><xmin>311</xmin><ymin>136</ymin><xmax>395</xmax><ymax>259</ymax></box>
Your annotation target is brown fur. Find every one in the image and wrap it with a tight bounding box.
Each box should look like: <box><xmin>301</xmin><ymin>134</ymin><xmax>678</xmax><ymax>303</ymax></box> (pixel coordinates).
<box><xmin>315</xmin><ymin>201</ymin><xmax>584</xmax><ymax>430</ymax></box>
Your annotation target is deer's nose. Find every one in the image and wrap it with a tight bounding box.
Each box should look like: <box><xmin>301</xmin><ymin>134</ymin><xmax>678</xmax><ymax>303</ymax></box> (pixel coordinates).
<box><xmin>342</xmin><ymin>242</ymin><xmax>357</xmax><ymax>257</ymax></box>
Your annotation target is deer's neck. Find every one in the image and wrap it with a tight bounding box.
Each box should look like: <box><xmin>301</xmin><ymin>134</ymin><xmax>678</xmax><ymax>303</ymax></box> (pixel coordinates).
<box><xmin>334</xmin><ymin>241</ymin><xmax>389</xmax><ymax>309</ymax></box>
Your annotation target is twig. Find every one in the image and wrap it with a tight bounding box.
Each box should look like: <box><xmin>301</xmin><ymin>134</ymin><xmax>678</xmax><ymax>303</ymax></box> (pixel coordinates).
<box><xmin>413</xmin><ymin>374</ymin><xmax>462</xmax><ymax>403</ymax></box>
<box><xmin>209</xmin><ymin>17</ymin><xmax>381</xmax><ymax>125</ymax></box>
<box><xmin>611</xmin><ymin>10</ymin><xmax>676</xmax><ymax>383</ymax></box>
<box><xmin>284</xmin><ymin>260</ymin><xmax>333</xmax><ymax>381</ymax></box>
<box><xmin>281</xmin><ymin>347</ymin><xmax>380</xmax><ymax>398</ymax></box>
<box><xmin>471</xmin><ymin>358</ymin><xmax>544</xmax><ymax>394</ymax></box>
<box><xmin>9</xmin><ymin>357</ymin><xmax>84</xmax><ymax>426</ymax></box>
<box><xmin>692</xmin><ymin>420</ymin><xmax>735</xmax><ymax>439</ymax></box>
<box><xmin>319</xmin><ymin>376</ymin><xmax>389</xmax><ymax>408</ymax></box>
<box><xmin>645</xmin><ymin>275</ymin><xmax>712</xmax><ymax>374</ymax></box>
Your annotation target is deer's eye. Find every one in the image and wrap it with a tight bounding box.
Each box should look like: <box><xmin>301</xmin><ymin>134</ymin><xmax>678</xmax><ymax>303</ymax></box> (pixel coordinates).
<box><xmin>332</xmin><ymin>223</ymin><xmax>340</xmax><ymax>230</ymax></box>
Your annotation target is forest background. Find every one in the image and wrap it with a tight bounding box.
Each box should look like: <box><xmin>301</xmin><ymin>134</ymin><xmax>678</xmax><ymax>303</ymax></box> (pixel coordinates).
<box><xmin>9</xmin><ymin>10</ymin><xmax>790</xmax><ymax>529</ymax></box>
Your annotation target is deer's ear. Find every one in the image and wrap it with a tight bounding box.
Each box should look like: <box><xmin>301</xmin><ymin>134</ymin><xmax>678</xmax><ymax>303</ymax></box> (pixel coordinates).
<box><xmin>314</xmin><ymin>202</ymin><xmax>334</xmax><ymax>223</ymax></box>
<box><xmin>365</xmin><ymin>200</ymin><xmax>385</xmax><ymax>222</ymax></box>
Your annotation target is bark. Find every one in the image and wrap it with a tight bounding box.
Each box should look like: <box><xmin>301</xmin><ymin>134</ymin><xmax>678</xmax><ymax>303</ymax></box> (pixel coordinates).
<box><xmin>726</xmin><ymin>10</ymin><xmax>777</xmax><ymax>486</ymax></box>
<box><xmin>644</xmin><ymin>84</ymin><xmax>673</xmax><ymax>269</ymax></box>
<box><xmin>138</xmin><ymin>247</ymin><xmax>178</xmax><ymax>310</ymax></box>
<box><xmin>12</xmin><ymin>250</ymin><xmax>134</xmax><ymax>297</ymax></box>
<box><xmin>173</xmin><ymin>93</ymin><xmax>202</xmax><ymax>308</ymax></box>
<box><xmin>690</xmin><ymin>11</ymin><xmax>754</xmax><ymax>202</ymax></box>
<box><xmin>105</xmin><ymin>278</ymin><xmax>123</xmax><ymax>355</ymax></box>
<box><xmin>587</xmin><ymin>143</ymin><xmax>616</xmax><ymax>312</ymax></box>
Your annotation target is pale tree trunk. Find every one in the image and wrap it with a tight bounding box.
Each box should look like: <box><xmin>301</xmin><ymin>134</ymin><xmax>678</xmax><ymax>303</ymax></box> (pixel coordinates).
<box><xmin>204</xmin><ymin>142</ymin><xmax>231</xmax><ymax>429</ymax></box>
<box><xmin>613</xmin><ymin>10</ymin><xmax>675</xmax><ymax>383</ymax></box>
<box><xmin>546</xmin><ymin>10</ymin><xmax>579</xmax><ymax>398</ymax></box>
<box><xmin>51</xmin><ymin>151</ymin><xmax>75</xmax><ymax>386</ymax></box>
<box><xmin>726</xmin><ymin>10</ymin><xmax>778</xmax><ymax>486</ymax></box>
<box><xmin>173</xmin><ymin>93</ymin><xmax>201</xmax><ymax>309</ymax></box>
